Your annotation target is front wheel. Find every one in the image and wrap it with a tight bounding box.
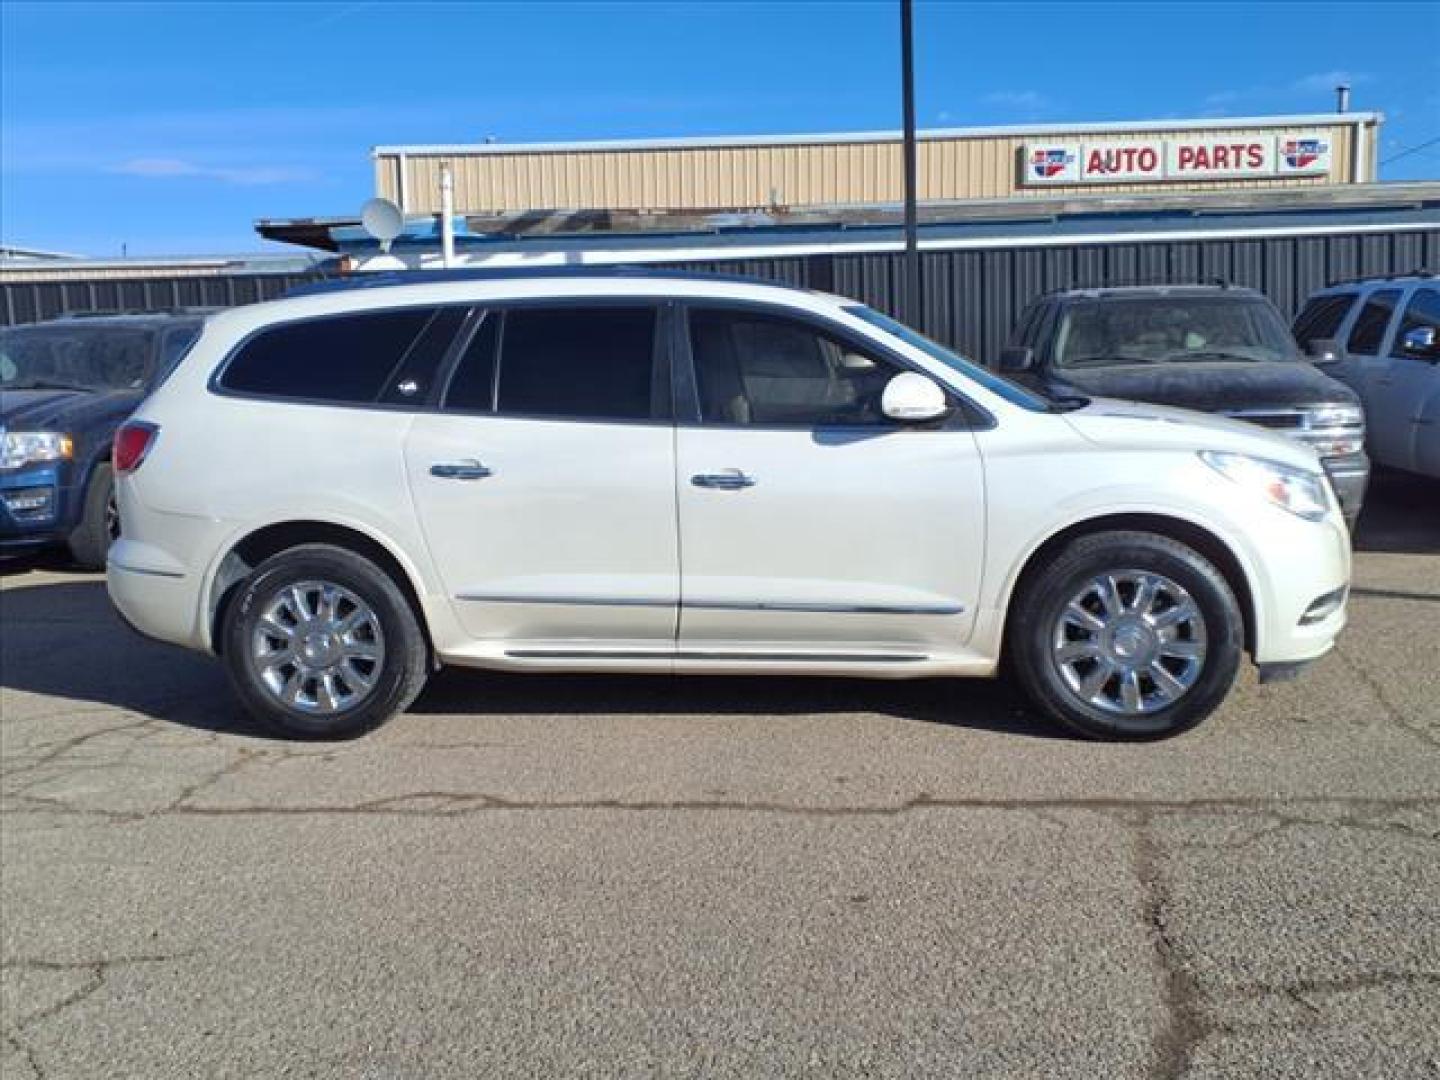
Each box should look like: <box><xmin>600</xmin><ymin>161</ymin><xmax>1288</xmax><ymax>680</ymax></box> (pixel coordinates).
<box><xmin>221</xmin><ymin>544</ymin><xmax>430</xmax><ymax>738</ymax></box>
<box><xmin>67</xmin><ymin>462</ymin><xmax>117</xmax><ymax>571</ymax></box>
<box><xmin>1007</xmin><ymin>530</ymin><xmax>1244</xmax><ymax>740</ymax></box>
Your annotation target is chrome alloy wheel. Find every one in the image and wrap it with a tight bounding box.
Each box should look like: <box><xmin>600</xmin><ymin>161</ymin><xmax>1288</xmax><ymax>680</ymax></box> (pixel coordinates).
<box><xmin>1051</xmin><ymin>570</ymin><xmax>1207</xmax><ymax>716</ymax></box>
<box><xmin>250</xmin><ymin>581</ymin><xmax>385</xmax><ymax>715</ymax></box>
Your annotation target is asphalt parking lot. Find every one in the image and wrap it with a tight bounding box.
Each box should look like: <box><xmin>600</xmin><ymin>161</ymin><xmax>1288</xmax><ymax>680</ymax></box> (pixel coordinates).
<box><xmin>2</xmin><ymin>470</ymin><xmax>1437</xmax><ymax>1079</ymax></box>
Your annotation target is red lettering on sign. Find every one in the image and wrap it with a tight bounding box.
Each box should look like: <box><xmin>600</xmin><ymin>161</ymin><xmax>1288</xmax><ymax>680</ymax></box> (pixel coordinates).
<box><xmin>1247</xmin><ymin>144</ymin><xmax>1264</xmax><ymax>168</ymax></box>
<box><xmin>1138</xmin><ymin>147</ymin><xmax>1158</xmax><ymax>172</ymax></box>
<box><xmin>1179</xmin><ymin>146</ymin><xmax>1197</xmax><ymax>169</ymax></box>
<box><xmin>1087</xmin><ymin>148</ymin><xmax>1108</xmax><ymax>174</ymax></box>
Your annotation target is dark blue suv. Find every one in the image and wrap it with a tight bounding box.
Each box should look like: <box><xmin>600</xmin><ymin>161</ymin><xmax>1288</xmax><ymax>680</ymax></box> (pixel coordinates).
<box><xmin>1</xmin><ymin>312</ymin><xmax>204</xmax><ymax>568</ymax></box>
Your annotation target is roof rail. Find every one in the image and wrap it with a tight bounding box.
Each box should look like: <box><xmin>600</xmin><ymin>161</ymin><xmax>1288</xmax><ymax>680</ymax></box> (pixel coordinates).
<box><xmin>1324</xmin><ymin>268</ymin><xmax>1434</xmax><ymax>288</ymax></box>
<box><xmin>1033</xmin><ymin>278</ymin><xmax>1253</xmax><ymax>299</ymax></box>
<box><xmin>283</xmin><ymin>265</ymin><xmax>809</xmax><ymax>299</ymax></box>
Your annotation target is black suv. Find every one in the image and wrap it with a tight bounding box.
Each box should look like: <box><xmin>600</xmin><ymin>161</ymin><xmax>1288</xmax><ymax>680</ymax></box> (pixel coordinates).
<box><xmin>996</xmin><ymin>285</ymin><xmax>1369</xmax><ymax>527</ymax></box>
<box><xmin>1</xmin><ymin>312</ymin><xmax>204</xmax><ymax>567</ymax></box>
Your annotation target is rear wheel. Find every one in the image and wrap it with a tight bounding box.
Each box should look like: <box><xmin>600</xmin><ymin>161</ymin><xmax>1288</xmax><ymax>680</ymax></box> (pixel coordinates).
<box><xmin>1008</xmin><ymin>530</ymin><xmax>1244</xmax><ymax>740</ymax></box>
<box><xmin>222</xmin><ymin>544</ymin><xmax>430</xmax><ymax>738</ymax></box>
<box><xmin>67</xmin><ymin>463</ymin><xmax>116</xmax><ymax>571</ymax></box>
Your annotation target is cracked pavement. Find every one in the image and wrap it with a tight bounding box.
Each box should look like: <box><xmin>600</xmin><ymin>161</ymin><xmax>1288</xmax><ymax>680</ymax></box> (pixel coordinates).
<box><xmin>2</xmin><ymin>472</ymin><xmax>1438</xmax><ymax>1078</ymax></box>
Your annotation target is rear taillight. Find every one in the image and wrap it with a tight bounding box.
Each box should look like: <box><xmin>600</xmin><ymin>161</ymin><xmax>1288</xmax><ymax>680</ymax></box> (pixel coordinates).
<box><xmin>114</xmin><ymin>422</ymin><xmax>159</xmax><ymax>475</ymax></box>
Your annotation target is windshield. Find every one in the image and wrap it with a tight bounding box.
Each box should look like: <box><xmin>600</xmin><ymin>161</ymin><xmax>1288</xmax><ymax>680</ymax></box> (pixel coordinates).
<box><xmin>0</xmin><ymin>325</ymin><xmax>155</xmax><ymax>393</ymax></box>
<box><xmin>1053</xmin><ymin>296</ymin><xmax>1301</xmax><ymax>368</ymax></box>
<box><xmin>844</xmin><ymin>305</ymin><xmax>1054</xmax><ymax>412</ymax></box>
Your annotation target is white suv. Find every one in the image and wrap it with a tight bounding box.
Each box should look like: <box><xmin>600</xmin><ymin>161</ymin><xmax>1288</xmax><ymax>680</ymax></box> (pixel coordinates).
<box><xmin>106</xmin><ymin>271</ymin><xmax>1351</xmax><ymax>740</ymax></box>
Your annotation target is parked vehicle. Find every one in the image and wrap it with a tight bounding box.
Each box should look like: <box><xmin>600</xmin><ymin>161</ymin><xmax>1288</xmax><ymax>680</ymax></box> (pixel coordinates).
<box><xmin>1293</xmin><ymin>273</ymin><xmax>1440</xmax><ymax>479</ymax></box>
<box><xmin>1</xmin><ymin>312</ymin><xmax>203</xmax><ymax>567</ymax></box>
<box><xmin>107</xmin><ymin>271</ymin><xmax>1350</xmax><ymax>742</ymax></box>
<box><xmin>996</xmin><ymin>285</ymin><xmax>1370</xmax><ymax>527</ymax></box>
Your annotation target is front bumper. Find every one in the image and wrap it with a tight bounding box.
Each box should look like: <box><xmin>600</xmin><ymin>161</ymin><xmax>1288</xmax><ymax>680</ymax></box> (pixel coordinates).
<box><xmin>1245</xmin><ymin>511</ymin><xmax>1351</xmax><ymax>667</ymax></box>
<box><xmin>0</xmin><ymin>466</ymin><xmax>79</xmax><ymax>550</ymax></box>
<box><xmin>1320</xmin><ymin>450</ymin><xmax>1369</xmax><ymax>530</ymax></box>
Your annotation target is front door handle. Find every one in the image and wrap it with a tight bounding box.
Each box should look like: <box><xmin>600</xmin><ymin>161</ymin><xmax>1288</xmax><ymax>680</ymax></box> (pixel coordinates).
<box><xmin>430</xmin><ymin>460</ymin><xmax>494</xmax><ymax>481</ymax></box>
<box><xmin>691</xmin><ymin>469</ymin><xmax>756</xmax><ymax>490</ymax></box>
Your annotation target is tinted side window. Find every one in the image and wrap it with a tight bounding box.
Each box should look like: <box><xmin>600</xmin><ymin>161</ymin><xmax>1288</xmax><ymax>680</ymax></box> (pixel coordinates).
<box><xmin>1345</xmin><ymin>289</ymin><xmax>1401</xmax><ymax>355</ymax></box>
<box><xmin>377</xmin><ymin>306</ymin><xmax>469</xmax><ymax>406</ymax></box>
<box><xmin>496</xmin><ymin>306</ymin><xmax>660</xmax><ymax>421</ymax></box>
<box><xmin>1293</xmin><ymin>293</ymin><xmax>1355</xmax><ymax>351</ymax></box>
<box><xmin>690</xmin><ymin>308</ymin><xmax>900</xmax><ymax>427</ymax></box>
<box><xmin>220</xmin><ymin>309</ymin><xmax>435</xmax><ymax>404</ymax></box>
<box><xmin>1393</xmin><ymin>288</ymin><xmax>1440</xmax><ymax>358</ymax></box>
<box><xmin>442</xmin><ymin>312</ymin><xmax>501</xmax><ymax>412</ymax></box>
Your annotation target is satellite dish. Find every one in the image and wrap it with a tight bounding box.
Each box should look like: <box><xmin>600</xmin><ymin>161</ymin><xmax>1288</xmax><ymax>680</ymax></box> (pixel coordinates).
<box><xmin>360</xmin><ymin>197</ymin><xmax>404</xmax><ymax>252</ymax></box>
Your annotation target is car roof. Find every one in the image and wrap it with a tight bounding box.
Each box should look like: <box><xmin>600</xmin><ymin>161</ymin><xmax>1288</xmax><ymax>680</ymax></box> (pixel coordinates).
<box><xmin>209</xmin><ymin>269</ymin><xmax>855</xmax><ymax>336</ymax></box>
<box><xmin>1312</xmin><ymin>271</ymin><xmax>1436</xmax><ymax>295</ymax></box>
<box><xmin>284</xmin><ymin>265</ymin><xmax>827</xmax><ymax>300</ymax></box>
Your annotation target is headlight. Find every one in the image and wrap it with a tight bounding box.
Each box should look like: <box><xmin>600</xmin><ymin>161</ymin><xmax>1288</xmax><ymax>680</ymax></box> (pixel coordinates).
<box><xmin>1306</xmin><ymin>404</ymin><xmax>1365</xmax><ymax>457</ymax></box>
<box><xmin>1309</xmin><ymin>404</ymin><xmax>1364</xmax><ymax>429</ymax></box>
<box><xmin>0</xmin><ymin>431</ymin><xmax>74</xmax><ymax>471</ymax></box>
<box><xmin>1199</xmin><ymin>450</ymin><xmax>1331</xmax><ymax>521</ymax></box>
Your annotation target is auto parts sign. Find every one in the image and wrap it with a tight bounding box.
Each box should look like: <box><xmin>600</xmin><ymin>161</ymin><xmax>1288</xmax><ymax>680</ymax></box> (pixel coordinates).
<box><xmin>1023</xmin><ymin>134</ymin><xmax>1332</xmax><ymax>185</ymax></box>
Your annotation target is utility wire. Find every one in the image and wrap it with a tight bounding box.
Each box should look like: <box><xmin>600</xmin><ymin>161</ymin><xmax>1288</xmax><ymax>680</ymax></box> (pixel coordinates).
<box><xmin>1380</xmin><ymin>135</ymin><xmax>1440</xmax><ymax>167</ymax></box>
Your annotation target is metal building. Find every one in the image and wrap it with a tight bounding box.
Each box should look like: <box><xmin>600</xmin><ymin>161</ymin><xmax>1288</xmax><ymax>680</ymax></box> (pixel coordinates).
<box><xmin>373</xmin><ymin>114</ymin><xmax>1381</xmax><ymax>214</ymax></box>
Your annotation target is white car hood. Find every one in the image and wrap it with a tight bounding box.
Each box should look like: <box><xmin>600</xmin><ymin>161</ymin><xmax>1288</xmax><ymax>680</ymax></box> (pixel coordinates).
<box><xmin>1061</xmin><ymin>396</ymin><xmax>1322</xmax><ymax>472</ymax></box>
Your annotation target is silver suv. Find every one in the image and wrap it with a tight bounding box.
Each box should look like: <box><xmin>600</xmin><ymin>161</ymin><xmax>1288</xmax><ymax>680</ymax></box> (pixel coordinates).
<box><xmin>1294</xmin><ymin>273</ymin><xmax>1440</xmax><ymax>478</ymax></box>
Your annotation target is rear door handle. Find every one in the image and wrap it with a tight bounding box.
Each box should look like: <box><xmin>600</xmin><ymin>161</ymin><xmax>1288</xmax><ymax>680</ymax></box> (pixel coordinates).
<box><xmin>691</xmin><ymin>469</ymin><xmax>756</xmax><ymax>490</ymax></box>
<box><xmin>430</xmin><ymin>460</ymin><xmax>493</xmax><ymax>481</ymax></box>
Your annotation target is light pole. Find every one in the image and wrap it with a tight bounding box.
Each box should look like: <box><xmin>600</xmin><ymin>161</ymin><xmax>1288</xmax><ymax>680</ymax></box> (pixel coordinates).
<box><xmin>900</xmin><ymin>0</ymin><xmax>920</xmax><ymax>324</ymax></box>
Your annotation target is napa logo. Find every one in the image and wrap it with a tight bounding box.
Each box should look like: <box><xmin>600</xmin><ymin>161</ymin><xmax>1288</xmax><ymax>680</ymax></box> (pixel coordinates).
<box><xmin>1030</xmin><ymin>147</ymin><xmax>1075</xmax><ymax>179</ymax></box>
<box><xmin>1283</xmin><ymin>138</ymin><xmax>1329</xmax><ymax>169</ymax></box>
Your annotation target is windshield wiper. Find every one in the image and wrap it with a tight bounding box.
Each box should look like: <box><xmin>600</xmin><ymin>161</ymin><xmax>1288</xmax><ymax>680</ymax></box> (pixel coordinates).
<box><xmin>1065</xmin><ymin>354</ymin><xmax>1160</xmax><ymax>367</ymax></box>
<box><xmin>1163</xmin><ymin>351</ymin><xmax>1259</xmax><ymax>364</ymax></box>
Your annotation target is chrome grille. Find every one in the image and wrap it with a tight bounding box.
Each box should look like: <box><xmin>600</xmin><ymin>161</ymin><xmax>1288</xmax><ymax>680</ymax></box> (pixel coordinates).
<box><xmin>1221</xmin><ymin>406</ymin><xmax>1365</xmax><ymax>454</ymax></box>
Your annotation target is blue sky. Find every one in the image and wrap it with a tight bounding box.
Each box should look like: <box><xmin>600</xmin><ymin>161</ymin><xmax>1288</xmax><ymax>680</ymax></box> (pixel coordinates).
<box><xmin>3</xmin><ymin>0</ymin><xmax>1437</xmax><ymax>256</ymax></box>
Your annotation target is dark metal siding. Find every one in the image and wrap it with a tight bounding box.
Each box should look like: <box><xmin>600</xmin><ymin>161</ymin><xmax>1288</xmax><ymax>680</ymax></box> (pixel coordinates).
<box><xmin>0</xmin><ymin>272</ymin><xmax>320</xmax><ymax>328</ymax></box>
<box><xmin>5</xmin><ymin>229</ymin><xmax>1436</xmax><ymax>365</ymax></box>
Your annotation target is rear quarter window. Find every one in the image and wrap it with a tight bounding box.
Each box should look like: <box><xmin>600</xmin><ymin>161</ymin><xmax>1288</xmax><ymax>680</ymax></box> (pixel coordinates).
<box><xmin>1292</xmin><ymin>293</ymin><xmax>1356</xmax><ymax>352</ymax></box>
<box><xmin>1345</xmin><ymin>289</ymin><xmax>1401</xmax><ymax>355</ymax></box>
<box><xmin>217</xmin><ymin>308</ymin><xmax>451</xmax><ymax>405</ymax></box>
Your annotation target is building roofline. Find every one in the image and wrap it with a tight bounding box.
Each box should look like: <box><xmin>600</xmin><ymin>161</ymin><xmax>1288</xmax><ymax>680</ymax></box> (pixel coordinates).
<box><xmin>371</xmin><ymin>113</ymin><xmax>1383</xmax><ymax>158</ymax></box>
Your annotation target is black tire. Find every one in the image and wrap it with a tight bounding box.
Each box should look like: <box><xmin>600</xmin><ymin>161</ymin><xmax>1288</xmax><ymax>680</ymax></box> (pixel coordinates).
<box><xmin>1007</xmin><ymin>530</ymin><xmax>1244</xmax><ymax>741</ymax></box>
<box><xmin>221</xmin><ymin>544</ymin><xmax>430</xmax><ymax>739</ymax></box>
<box><xmin>67</xmin><ymin>462</ymin><xmax>116</xmax><ymax>571</ymax></box>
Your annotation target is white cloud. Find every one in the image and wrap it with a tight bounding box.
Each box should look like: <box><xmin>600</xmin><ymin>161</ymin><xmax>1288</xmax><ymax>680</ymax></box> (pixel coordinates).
<box><xmin>981</xmin><ymin>90</ymin><xmax>1050</xmax><ymax>111</ymax></box>
<box><xmin>108</xmin><ymin>157</ymin><xmax>318</xmax><ymax>185</ymax></box>
<box><xmin>1290</xmin><ymin>70</ymin><xmax>1369</xmax><ymax>94</ymax></box>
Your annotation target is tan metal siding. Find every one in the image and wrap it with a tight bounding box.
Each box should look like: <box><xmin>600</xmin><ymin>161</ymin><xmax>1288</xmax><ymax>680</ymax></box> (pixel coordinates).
<box><xmin>378</xmin><ymin>122</ymin><xmax>1364</xmax><ymax>213</ymax></box>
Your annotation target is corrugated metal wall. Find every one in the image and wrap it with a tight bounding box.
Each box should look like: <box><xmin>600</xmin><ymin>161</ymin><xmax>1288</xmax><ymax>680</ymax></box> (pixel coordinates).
<box><xmin>0</xmin><ymin>272</ymin><xmax>318</xmax><ymax>327</ymax></box>
<box><xmin>378</xmin><ymin>121</ymin><xmax>1365</xmax><ymax>213</ymax></box>
<box><xmin>5</xmin><ymin>229</ymin><xmax>1435</xmax><ymax>368</ymax></box>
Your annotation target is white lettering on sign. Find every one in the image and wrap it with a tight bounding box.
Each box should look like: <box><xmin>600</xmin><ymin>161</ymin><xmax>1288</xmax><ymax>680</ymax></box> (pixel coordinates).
<box><xmin>1021</xmin><ymin>133</ymin><xmax>1333</xmax><ymax>185</ymax></box>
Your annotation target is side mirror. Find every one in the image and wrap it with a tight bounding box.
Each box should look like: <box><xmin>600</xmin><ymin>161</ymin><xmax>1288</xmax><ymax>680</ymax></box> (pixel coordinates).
<box><xmin>881</xmin><ymin>372</ymin><xmax>950</xmax><ymax>424</ymax></box>
<box><xmin>1307</xmin><ymin>338</ymin><xmax>1342</xmax><ymax>365</ymax></box>
<box><xmin>997</xmin><ymin>345</ymin><xmax>1035</xmax><ymax>373</ymax></box>
<box><xmin>1400</xmin><ymin>326</ymin><xmax>1439</xmax><ymax>360</ymax></box>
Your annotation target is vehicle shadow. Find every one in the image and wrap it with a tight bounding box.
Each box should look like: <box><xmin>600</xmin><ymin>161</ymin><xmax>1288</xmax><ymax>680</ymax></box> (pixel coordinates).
<box><xmin>1352</xmin><ymin>468</ymin><xmax>1440</xmax><ymax>556</ymax></box>
<box><xmin>0</xmin><ymin>580</ymin><xmax>1059</xmax><ymax>742</ymax></box>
